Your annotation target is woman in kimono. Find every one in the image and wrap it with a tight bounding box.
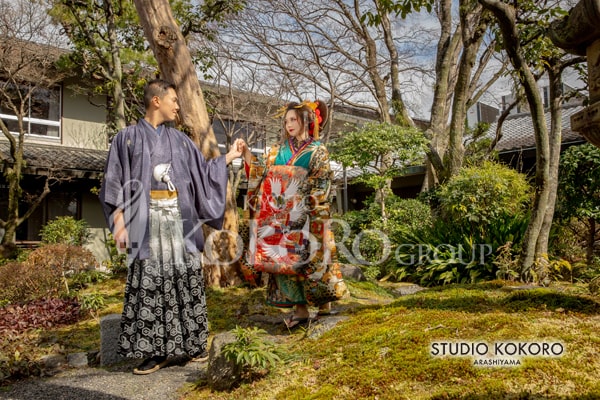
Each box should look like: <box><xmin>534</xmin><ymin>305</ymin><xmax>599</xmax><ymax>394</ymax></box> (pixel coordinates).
<box><xmin>100</xmin><ymin>79</ymin><xmax>243</xmax><ymax>374</ymax></box>
<box><xmin>240</xmin><ymin>100</ymin><xmax>347</xmax><ymax>329</ymax></box>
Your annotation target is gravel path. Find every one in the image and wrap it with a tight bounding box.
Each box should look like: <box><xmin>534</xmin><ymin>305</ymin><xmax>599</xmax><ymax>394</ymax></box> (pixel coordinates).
<box><xmin>0</xmin><ymin>357</ymin><xmax>206</xmax><ymax>400</ymax></box>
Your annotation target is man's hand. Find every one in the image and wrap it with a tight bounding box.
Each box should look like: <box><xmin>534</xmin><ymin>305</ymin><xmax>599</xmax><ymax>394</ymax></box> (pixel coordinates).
<box><xmin>225</xmin><ymin>138</ymin><xmax>245</xmax><ymax>164</ymax></box>
<box><xmin>114</xmin><ymin>227</ymin><xmax>129</xmax><ymax>253</ymax></box>
<box><xmin>112</xmin><ymin>209</ymin><xmax>129</xmax><ymax>253</ymax></box>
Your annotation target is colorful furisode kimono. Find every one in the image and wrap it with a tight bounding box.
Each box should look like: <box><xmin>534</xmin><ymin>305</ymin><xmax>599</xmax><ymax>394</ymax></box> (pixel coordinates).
<box><xmin>99</xmin><ymin>119</ymin><xmax>228</xmax><ymax>360</ymax></box>
<box><xmin>241</xmin><ymin>137</ymin><xmax>347</xmax><ymax>307</ymax></box>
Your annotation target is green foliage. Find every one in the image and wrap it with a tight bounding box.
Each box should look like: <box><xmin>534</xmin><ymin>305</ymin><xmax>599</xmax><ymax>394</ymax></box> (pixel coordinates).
<box><xmin>335</xmin><ymin>195</ymin><xmax>432</xmax><ymax>280</ymax></box>
<box><xmin>590</xmin><ymin>275</ymin><xmax>600</xmax><ymax>295</ymax></box>
<box><xmin>437</xmin><ymin>160</ymin><xmax>531</xmax><ymax>231</ymax></box>
<box><xmin>557</xmin><ymin>143</ymin><xmax>600</xmax><ymax>221</ymax></box>
<box><xmin>371</xmin><ymin>195</ymin><xmax>432</xmax><ymax>243</ymax></box>
<box><xmin>329</xmin><ymin>122</ymin><xmax>429</xmax><ymax>192</ymax></box>
<box><xmin>0</xmin><ymin>248</ymin><xmax>30</xmax><ymax>267</ymax></box>
<box><xmin>68</xmin><ymin>270</ymin><xmax>109</xmax><ymax>291</ymax></box>
<box><xmin>222</xmin><ymin>326</ymin><xmax>284</xmax><ymax>380</ymax></box>
<box><xmin>392</xmin><ymin>210</ymin><xmax>530</xmax><ymax>286</ymax></box>
<box><xmin>0</xmin><ymin>342</ymin><xmax>41</xmax><ymax>384</ymax></box>
<box><xmin>545</xmin><ymin>257</ymin><xmax>578</xmax><ymax>283</ymax></box>
<box><xmin>49</xmin><ymin>0</ymin><xmax>150</xmax><ymax>128</ymax></box>
<box><xmin>386</xmin><ymin>162</ymin><xmax>531</xmax><ymax>286</ymax></box>
<box><xmin>79</xmin><ymin>293</ymin><xmax>106</xmax><ymax>318</ymax></box>
<box><xmin>361</xmin><ymin>0</ymin><xmax>433</xmax><ymax>24</ymax></box>
<box><xmin>554</xmin><ymin>143</ymin><xmax>600</xmax><ymax>266</ymax></box>
<box><xmin>493</xmin><ymin>242</ymin><xmax>520</xmax><ymax>281</ymax></box>
<box><xmin>334</xmin><ymin>163</ymin><xmax>531</xmax><ymax>286</ymax></box>
<box><xmin>50</xmin><ymin>0</ymin><xmax>247</xmax><ymax>129</ymax></box>
<box><xmin>39</xmin><ymin>216</ymin><xmax>90</xmax><ymax>246</ymax></box>
<box><xmin>101</xmin><ymin>232</ymin><xmax>127</xmax><ymax>274</ymax></box>
<box><xmin>463</xmin><ymin>122</ymin><xmax>498</xmax><ymax>166</ymax></box>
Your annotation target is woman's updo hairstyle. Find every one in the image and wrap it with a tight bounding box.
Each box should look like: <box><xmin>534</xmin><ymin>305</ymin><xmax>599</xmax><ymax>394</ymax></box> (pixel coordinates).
<box><xmin>278</xmin><ymin>100</ymin><xmax>329</xmax><ymax>141</ymax></box>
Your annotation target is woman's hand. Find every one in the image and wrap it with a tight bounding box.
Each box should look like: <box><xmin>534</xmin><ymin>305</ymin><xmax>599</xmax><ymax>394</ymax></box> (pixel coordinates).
<box><xmin>239</xmin><ymin>139</ymin><xmax>253</xmax><ymax>166</ymax></box>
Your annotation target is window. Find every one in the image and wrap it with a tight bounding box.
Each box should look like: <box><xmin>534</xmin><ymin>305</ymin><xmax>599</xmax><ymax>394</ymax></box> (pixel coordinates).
<box><xmin>15</xmin><ymin>191</ymin><xmax>80</xmax><ymax>242</ymax></box>
<box><xmin>0</xmin><ymin>83</ymin><xmax>61</xmax><ymax>138</ymax></box>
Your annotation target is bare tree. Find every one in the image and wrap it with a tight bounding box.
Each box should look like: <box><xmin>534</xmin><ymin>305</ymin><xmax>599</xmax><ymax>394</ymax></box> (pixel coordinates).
<box><xmin>0</xmin><ymin>0</ymin><xmax>70</xmax><ymax>257</ymax></box>
<box><xmin>213</xmin><ymin>0</ymin><xmax>434</xmax><ymax>126</ymax></box>
<box><xmin>214</xmin><ymin>0</ymin><xmax>506</xmax><ymax>189</ymax></box>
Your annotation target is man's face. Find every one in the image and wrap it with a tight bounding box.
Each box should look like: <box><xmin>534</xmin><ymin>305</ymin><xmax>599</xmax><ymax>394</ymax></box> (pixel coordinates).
<box><xmin>157</xmin><ymin>87</ymin><xmax>180</xmax><ymax>123</ymax></box>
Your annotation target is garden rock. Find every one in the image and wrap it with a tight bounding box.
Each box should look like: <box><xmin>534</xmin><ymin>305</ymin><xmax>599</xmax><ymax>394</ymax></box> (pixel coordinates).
<box><xmin>206</xmin><ymin>331</ymin><xmax>242</xmax><ymax>391</ymax></box>
<box><xmin>340</xmin><ymin>264</ymin><xmax>366</xmax><ymax>281</ymax></box>
<box><xmin>392</xmin><ymin>284</ymin><xmax>426</xmax><ymax>296</ymax></box>
<box><xmin>307</xmin><ymin>315</ymin><xmax>349</xmax><ymax>340</ymax></box>
<box><xmin>67</xmin><ymin>352</ymin><xmax>88</xmax><ymax>368</ymax></box>
<box><xmin>100</xmin><ymin>313</ymin><xmax>125</xmax><ymax>366</ymax></box>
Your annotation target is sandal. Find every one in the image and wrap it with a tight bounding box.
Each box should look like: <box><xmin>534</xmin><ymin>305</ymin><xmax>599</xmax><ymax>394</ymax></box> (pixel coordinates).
<box><xmin>317</xmin><ymin>303</ymin><xmax>336</xmax><ymax>316</ymax></box>
<box><xmin>133</xmin><ymin>356</ymin><xmax>168</xmax><ymax>375</ymax></box>
<box><xmin>284</xmin><ymin>315</ymin><xmax>309</xmax><ymax>329</ymax></box>
<box><xmin>190</xmin><ymin>350</ymin><xmax>209</xmax><ymax>362</ymax></box>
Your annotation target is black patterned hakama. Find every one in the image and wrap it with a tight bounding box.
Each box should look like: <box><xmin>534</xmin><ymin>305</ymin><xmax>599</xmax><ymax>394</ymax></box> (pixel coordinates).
<box><xmin>118</xmin><ymin>196</ymin><xmax>208</xmax><ymax>359</ymax></box>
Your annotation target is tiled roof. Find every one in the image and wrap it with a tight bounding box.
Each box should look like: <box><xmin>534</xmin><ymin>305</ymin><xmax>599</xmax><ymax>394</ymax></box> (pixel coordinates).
<box><xmin>0</xmin><ymin>140</ymin><xmax>107</xmax><ymax>179</ymax></box>
<box><xmin>487</xmin><ymin>103</ymin><xmax>586</xmax><ymax>152</ymax></box>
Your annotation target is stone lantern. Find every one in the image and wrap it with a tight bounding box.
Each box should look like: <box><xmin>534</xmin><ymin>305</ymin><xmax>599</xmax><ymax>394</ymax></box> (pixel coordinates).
<box><xmin>549</xmin><ymin>0</ymin><xmax>600</xmax><ymax>147</ymax></box>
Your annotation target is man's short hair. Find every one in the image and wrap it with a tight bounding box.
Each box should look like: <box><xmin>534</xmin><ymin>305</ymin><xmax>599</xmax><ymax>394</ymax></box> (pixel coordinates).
<box><xmin>144</xmin><ymin>79</ymin><xmax>176</xmax><ymax>109</ymax></box>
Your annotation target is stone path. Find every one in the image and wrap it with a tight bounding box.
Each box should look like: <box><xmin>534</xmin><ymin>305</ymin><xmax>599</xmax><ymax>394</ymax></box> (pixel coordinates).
<box><xmin>0</xmin><ymin>356</ymin><xmax>205</xmax><ymax>400</ymax></box>
<box><xmin>0</xmin><ymin>314</ymin><xmax>351</xmax><ymax>400</ymax></box>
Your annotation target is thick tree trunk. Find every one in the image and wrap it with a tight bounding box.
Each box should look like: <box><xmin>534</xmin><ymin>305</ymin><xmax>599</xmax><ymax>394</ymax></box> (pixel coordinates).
<box><xmin>447</xmin><ymin>3</ymin><xmax>487</xmax><ymax>178</ymax></box>
<box><xmin>425</xmin><ymin>0</ymin><xmax>462</xmax><ymax>187</ymax></box>
<box><xmin>133</xmin><ymin>0</ymin><xmax>242</xmax><ymax>287</ymax></box>
<box><xmin>0</xmin><ymin>119</ymin><xmax>24</xmax><ymax>255</ymax></box>
<box><xmin>376</xmin><ymin>0</ymin><xmax>413</xmax><ymax>127</ymax></box>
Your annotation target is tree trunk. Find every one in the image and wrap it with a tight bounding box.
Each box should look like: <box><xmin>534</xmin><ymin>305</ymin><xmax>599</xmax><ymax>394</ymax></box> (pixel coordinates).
<box><xmin>0</xmin><ymin>118</ymin><xmax>24</xmax><ymax>257</ymax></box>
<box><xmin>103</xmin><ymin>0</ymin><xmax>127</xmax><ymax>130</ymax></box>
<box><xmin>480</xmin><ymin>0</ymin><xmax>551</xmax><ymax>280</ymax></box>
<box><xmin>425</xmin><ymin>0</ymin><xmax>462</xmax><ymax>187</ymax></box>
<box><xmin>535</xmin><ymin>65</ymin><xmax>563</xmax><ymax>257</ymax></box>
<box><xmin>133</xmin><ymin>0</ymin><xmax>242</xmax><ymax>287</ymax></box>
<box><xmin>447</xmin><ymin>3</ymin><xmax>488</xmax><ymax>178</ymax></box>
<box><xmin>587</xmin><ymin>217</ymin><xmax>596</xmax><ymax>265</ymax></box>
<box><xmin>376</xmin><ymin>0</ymin><xmax>413</xmax><ymax>127</ymax></box>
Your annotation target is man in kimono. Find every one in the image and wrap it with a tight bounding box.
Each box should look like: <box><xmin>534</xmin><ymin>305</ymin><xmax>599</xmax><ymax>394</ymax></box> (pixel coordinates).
<box><xmin>99</xmin><ymin>79</ymin><xmax>243</xmax><ymax>375</ymax></box>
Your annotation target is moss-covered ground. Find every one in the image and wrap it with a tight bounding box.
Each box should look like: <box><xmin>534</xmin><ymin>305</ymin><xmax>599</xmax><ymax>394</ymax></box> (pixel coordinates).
<box><xmin>3</xmin><ymin>275</ymin><xmax>599</xmax><ymax>400</ymax></box>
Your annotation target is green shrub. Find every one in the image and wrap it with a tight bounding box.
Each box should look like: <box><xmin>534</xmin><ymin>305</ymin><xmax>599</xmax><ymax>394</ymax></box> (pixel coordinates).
<box><xmin>437</xmin><ymin>160</ymin><xmax>531</xmax><ymax>233</ymax></box>
<box><xmin>334</xmin><ymin>195</ymin><xmax>432</xmax><ymax>280</ymax></box>
<box><xmin>68</xmin><ymin>269</ymin><xmax>109</xmax><ymax>290</ymax></box>
<box><xmin>40</xmin><ymin>216</ymin><xmax>90</xmax><ymax>246</ymax></box>
<box><xmin>388</xmin><ymin>162</ymin><xmax>531</xmax><ymax>286</ymax></box>
<box><xmin>222</xmin><ymin>325</ymin><xmax>285</xmax><ymax>382</ymax></box>
<box><xmin>391</xmin><ymin>211</ymin><xmax>530</xmax><ymax>286</ymax></box>
<box><xmin>100</xmin><ymin>232</ymin><xmax>127</xmax><ymax>274</ymax></box>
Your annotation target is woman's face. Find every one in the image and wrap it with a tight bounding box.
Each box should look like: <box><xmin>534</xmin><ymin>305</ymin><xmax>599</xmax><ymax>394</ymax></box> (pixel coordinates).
<box><xmin>284</xmin><ymin>109</ymin><xmax>305</xmax><ymax>139</ymax></box>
